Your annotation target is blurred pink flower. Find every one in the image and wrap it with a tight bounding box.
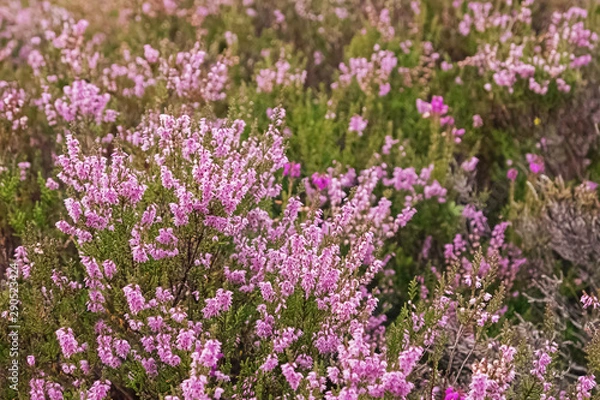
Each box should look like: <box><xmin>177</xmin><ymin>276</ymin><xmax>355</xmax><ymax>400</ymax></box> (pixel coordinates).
<box><xmin>283</xmin><ymin>162</ymin><xmax>301</xmax><ymax>178</ymax></box>
<box><xmin>349</xmin><ymin>114</ymin><xmax>368</xmax><ymax>135</ymax></box>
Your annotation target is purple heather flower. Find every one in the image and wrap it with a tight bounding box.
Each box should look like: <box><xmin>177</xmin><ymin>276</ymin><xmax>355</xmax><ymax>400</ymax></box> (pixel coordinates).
<box><xmin>526</xmin><ymin>153</ymin><xmax>545</xmax><ymax>174</ymax></box>
<box><xmin>283</xmin><ymin>162</ymin><xmax>301</xmax><ymax>178</ymax></box>
<box><xmin>311</xmin><ymin>172</ymin><xmax>331</xmax><ymax>191</ymax></box>
<box><xmin>348</xmin><ymin>114</ymin><xmax>368</xmax><ymax>135</ymax></box>
<box><xmin>461</xmin><ymin>157</ymin><xmax>479</xmax><ymax>172</ymax></box>
<box><xmin>445</xmin><ymin>387</ymin><xmax>465</xmax><ymax>400</ymax></box>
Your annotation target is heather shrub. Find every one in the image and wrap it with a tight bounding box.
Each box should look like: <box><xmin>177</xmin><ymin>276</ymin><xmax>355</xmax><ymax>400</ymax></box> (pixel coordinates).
<box><xmin>1</xmin><ymin>0</ymin><xmax>600</xmax><ymax>399</ymax></box>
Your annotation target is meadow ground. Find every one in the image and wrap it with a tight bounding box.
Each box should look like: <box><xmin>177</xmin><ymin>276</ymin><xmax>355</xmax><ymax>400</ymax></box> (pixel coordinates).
<box><xmin>1</xmin><ymin>0</ymin><xmax>600</xmax><ymax>399</ymax></box>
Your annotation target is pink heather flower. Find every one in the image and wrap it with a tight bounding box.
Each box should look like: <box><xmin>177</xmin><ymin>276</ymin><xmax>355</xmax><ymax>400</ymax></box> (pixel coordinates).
<box><xmin>55</xmin><ymin>327</ymin><xmax>83</xmax><ymax>359</ymax></box>
<box><xmin>556</xmin><ymin>78</ymin><xmax>571</xmax><ymax>93</ymax></box>
<box><xmin>295</xmin><ymin>354</ymin><xmax>313</xmax><ymax>369</ymax></box>
<box><xmin>64</xmin><ymin>198</ymin><xmax>83</xmax><ymax>222</ymax></box>
<box><xmin>445</xmin><ymin>387</ymin><xmax>464</xmax><ymax>400</ymax></box>
<box><xmin>29</xmin><ymin>378</ymin><xmax>45</xmax><ymax>399</ymax></box>
<box><xmin>572</xmin><ymin>55</ymin><xmax>592</xmax><ymax>68</ymax></box>
<box><xmin>311</xmin><ymin>173</ymin><xmax>331</xmax><ymax>191</ymax></box>
<box><xmin>80</xmin><ymin>360</ymin><xmax>91</xmax><ymax>374</ymax></box>
<box><xmin>62</xmin><ymin>363</ymin><xmax>76</xmax><ymax>374</ymax></box>
<box><xmin>82</xmin><ymin>256</ymin><xmax>102</xmax><ymax>279</ymax></box>
<box><xmin>176</xmin><ymin>329</ymin><xmax>196</xmax><ymax>351</ymax></box>
<box><xmin>583</xmin><ymin>181</ymin><xmax>598</xmax><ymax>191</ymax></box>
<box><xmin>14</xmin><ymin>245</ymin><xmax>32</xmax><ymax>279</ymax></box>
<box><xmin>411</xmin><ymin>0</ymin><xmax>420</xmax><ymax>15</ymax></box>
<box><xmin>283</xmin><ymin>162</ymin><xmax>301</xmax><ymax>178</ymax></box>
<box><xmin>27</xmin><ymin>355</ymin><xmax>35</xmax><ymax>366</ymax></box>
<box><xmin>85</xmin><ymin>380</ymin><xmax>111</xmax><ymax>400</ymax></box>
<box><xmin>202</xmin><ymin>289</ymin><xmax>233</xmax><ymax>319</ymax></box>
<box><xmin>170</xmin><ymin>308</ymin><xmax>187</xmax><ymax>323</ymax></box>
<box><xmin>260</xmin><ymin>354</ymin><xmax>279</xmax><ymax>372</ymax></box>
<box><xmin>440</xmin><ymin>116</ymin><xmax>455</xmax><ymax>126</ymax></box>
<box><xmin>416</xmin><ymin>96</ymin><xmax>448</xmax><ymax>118</ymax></box>
<box><xmin>473</xmin><ymin>114</ymin><xmax>483</xmax><ymax>128</ymax></box>
<box><xmin>380</xmin><ymin>371</ymin><xmax>414</xmax><ymax>396</ymax></box>
<box><xmin>507</xmin><ymin>168</ymin><xmax>518</xmax><ymax>181</ymax></box>
<box><xmin>72</xmin><ymin>19</ymin><xmax>89</xmax><ymax>36</ymax></box>
<box><xmin>142</xmin><ymin>358</ymin><xmax>158</xmax><ymax>376</ymax></box>
<box><xmin>143</xmin><ymin>44</ymin><xmax>160</xmax><ymax>63</ymax></box>
<box><xmin>258</xmin><ymin>282</ymin><xmax>276</xmax><ymax>302</ymax></box>
<box><xmin>577</xmin><ymin>375</ymin><xmax>596</xmax><ymax>399</ymax></box>
<box><xmin>46</xmin><ymin>178</ymin><xmax>60</xmax><ymax>190</ymax></box>
<box><xmin>256</xmin><ymin>315</ymin><xmax>275</xmax><ymax>338</ymax></box>
<box><xmin>155</xmin><ymin>287</ymin><xmax>174</xmax><ymax>303</ymax></box>
<box><xmin>131</xmin><ymin>246</ymin><xmax>149</xmax><ymax>263</ymax></box>
<box><xmin>46</xmin><ymin>382</ymin><xmax>63</xmax><ymax>400</ymax></box>
<box><xmin>282</xmin><ymin>363</ymin><xmax>303</xmax><ymax>391</ymax></box>
<box><xmin>97</xmin><ymin>335</ymin><xmax>120</xmax><ymax>368</ymax></box>
<box><xmin>382</xmin><ymin>135</ymin><xmax>400</xmax><ymax>155</ymax></box>
<box><xmin>349</xmin><ymin>114</ymin><xmax>368</xmax><ymax>136</ymax></box>
<box><xmin>17</xmin><ymin>161</ymin><xmax>30</xmax><ymax>181</ymax></box>
<box><xmin>313</xmin><ymin>51</ymin><xmax>324</xmax><ymax>66</ymax></box>
<box><xmin>441</xmin><ymin>61</ymin><xmax>453</xmax><ymax>71</ymax></box>
<box><xmin>181</xmin><ymin>375</ymin><xmax>208</xmax><ymax>399</ymax></box>
<box><xmin>452</xmin><ymin>128</ymin><xmax>465</xmax><ymax>138</ymax></box>
<box><xmin>379</xmin><ymin>82</ymin><xmax>391</xmax><ymax>96</ymax></box>
<box><xmin>424</xmin><ymin>180</ymin><xmax>447</xmax><ymax>202</ymax></box>
<box><xmin>399</xmin><ymin>346</ymin><xmax>423</xmax><ymax>374</ymax></box>
<box><xmin>147</xmin><ymin>316</ymin><xmax>164</xmax><ymax>332</ymax></box>
<box><xmin>531</xmin><ymin>345</ymin><xmax>556</xmax><ymax>379</ymax></box>
<box><xmin>273</xmin><ymin>9</ymin><xmax>285</xmax><ymax>24</ymax></box>
<box><xmin>416</xmin><ymin>99</ymin><xmax>430</xmax><ymax>116</ymax></box>
<box><xmin>468</xmin><ymin>372</ymin><xmax>489</xmax><ymax>400</ymax></box>
<box><xmin>53</xmin><ymin>80</ymin><xmax>116</xmax><ymax>125</ymax></box>
<box><xmin>526</xmin><ymin>153</ymin><xmax>545</xmax><ymax>174</ymax></box>
<box><xmin>123</xmin><ymin>284</ymin><xmax>146</xmax><ymax>315</ymax></box>
<box><xmin>141</xmin><ymin>205</ymin><xmax>157</xmax><ymax>226</ymax></box>
<box><xmin>102</xmin><ymin>260</ymin><xmax>117</xmax><ymax>279</ymax></box>
<box><xmin>256</xmin><ymin>59</ymin><xmax>306</xmax><ymax>93</ymax></box>
<box><xmin>156</xmin><ymin>228</ymin><xmax>178</xmax><ymax>245</ymax></box>
<box><xmin>224</xmin><ymin>31</ymin><xmax>238</xmax><ymax>46</ymax></box>
<box><xmin>461</xmin><ymin>157</ymin><xmax>479</xmax><ymax>172</ymax></box>
<box><xmin>582</xmin><ymin>292</ymin><xmax>600</xmax><ymax>309</ymax></box>
<box><xmin>114</xmin><ymin>339</ymin><xmax>131</xmax><ymax>358</ymax></box>
<box><xmin>430</xmin><ymin>96</ymin><xmax>448</xmax><ymax>114</ymax></box>
<box><xmin>196</xmin><ymin>339</ymin><xmax>222</xmax><ymax>368</ymax></box>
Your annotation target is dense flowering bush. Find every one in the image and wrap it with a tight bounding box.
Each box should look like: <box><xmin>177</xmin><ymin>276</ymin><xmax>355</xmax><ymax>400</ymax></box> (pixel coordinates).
<box><xmin>2</xmin><ymin>0</ymin><xmax>600</xmax><ymax>399</ymax></box>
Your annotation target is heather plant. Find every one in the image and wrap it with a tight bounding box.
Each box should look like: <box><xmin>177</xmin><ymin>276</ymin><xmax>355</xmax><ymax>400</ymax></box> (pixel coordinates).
<box><xmin>2</xmin><ymin>0</ymin><xmax>600</xmax><ymax>399</ymax></box>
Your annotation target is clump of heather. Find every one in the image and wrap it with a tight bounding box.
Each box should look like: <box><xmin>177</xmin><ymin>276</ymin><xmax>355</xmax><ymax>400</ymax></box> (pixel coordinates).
<box><xmin>2</xmin><ymin>0</ymin><xmax>600</xmax><ymax>399</ymax></box>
